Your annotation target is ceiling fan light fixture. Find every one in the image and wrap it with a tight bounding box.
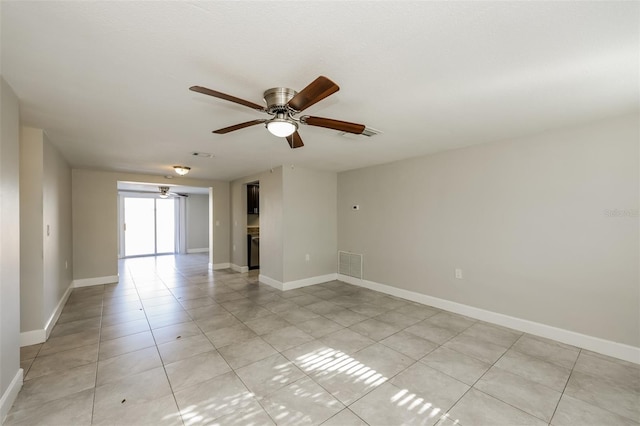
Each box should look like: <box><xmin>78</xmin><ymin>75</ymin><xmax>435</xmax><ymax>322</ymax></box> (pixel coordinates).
<box><xmin>173</xmin><ymin>166</ymin><xmax>191</xmax><ymax>176</ymax></box>
<box><xmin>266</xmin><ymin>118</ymin><xmax>297</xmax><ymax>138</ymax></box>
<box><xmin>159</xmin><ymin>186</ymin><xmax>170</xmax><ymax>198</ymax></box>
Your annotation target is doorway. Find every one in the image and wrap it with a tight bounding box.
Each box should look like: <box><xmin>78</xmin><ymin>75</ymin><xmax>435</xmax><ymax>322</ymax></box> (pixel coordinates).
<box><xmin>123</xmin><ymin>197</ymin><xmax>176</xmax><ymax>257</ymax></box>
<box><xmin>247</xmin><ymin>182</ymin><xmax>260</xmax><ymax>270</ymax></box>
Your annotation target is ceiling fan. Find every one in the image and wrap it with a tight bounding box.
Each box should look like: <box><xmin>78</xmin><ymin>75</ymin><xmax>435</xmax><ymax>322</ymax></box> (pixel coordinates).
<box><xmin>157</xmin><ymin>186</ymin><xmax>188</xmax><ymax>198</ymax></box>
<box><xmin>119</xmin><ymin>186</ymin><xmax>188</xmax><ymax>198</ymax></box>
<box><xmin>189</xmin><ymin>76</ymin><xmax>367</xmax><ymax>149</ymax></box>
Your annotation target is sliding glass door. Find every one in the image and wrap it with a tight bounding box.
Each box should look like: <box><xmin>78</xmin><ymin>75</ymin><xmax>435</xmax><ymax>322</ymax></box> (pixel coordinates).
<box><xmin>123</xmin><ymin>197</ymin><xmax>176</xmax><ymax>257</ymax></box>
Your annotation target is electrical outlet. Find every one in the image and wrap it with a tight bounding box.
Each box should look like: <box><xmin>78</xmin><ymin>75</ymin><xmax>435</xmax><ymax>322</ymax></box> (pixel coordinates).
<box><xmin>215</xmin><ymin>220</ymin><xmax>220</xmax><ymax>226</ymax></box>
<box><xmin>233</xmin><ymin>244</ymin><xmax>236</xmax><ymax>252</ymax></box>
<box><xmin>455</xmin><ymin>268</ymin><xmax>463</xmax><ymax>279</ymax></box>
<box><xmin>305</xmin><ymin>254</ymin><xmax>310</xmax><ymax>261</ymax></box>
<box><xmin>65</xmin><ymin>260</ymin><xmax>68</xmax><ymax>270</ymax></box>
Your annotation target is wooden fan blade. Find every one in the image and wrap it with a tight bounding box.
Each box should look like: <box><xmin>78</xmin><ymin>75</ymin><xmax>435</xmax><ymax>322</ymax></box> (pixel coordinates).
<box><xmin>286</xmin><ymin>131</ymin><xmax>304</xmax><ymax>149</ymax></box>
<box><xmin>287</xmin><ymin>76</ymin><xmax>339</xmax><ymax>112</ymax></box>
<box><xmin>213</xmin><ymin>119</ymin><xmax>266</xmax><ymax>134</ymax></box>
<box><xmin>190</xmin><ymin>86</ymin><xmax>265</xmax><ymax>111</ymax></box>
<box><xmin>302</xmin><ymin>116</ymin><xmax>365</xmax><ymax>134</ymax></box>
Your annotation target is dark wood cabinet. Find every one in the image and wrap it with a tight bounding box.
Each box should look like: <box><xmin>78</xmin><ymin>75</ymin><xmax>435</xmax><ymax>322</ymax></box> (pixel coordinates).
<box><xmin>247</xmin><ymin>184</ymin><xmax>259</xmax><ymax>214</ymax></box>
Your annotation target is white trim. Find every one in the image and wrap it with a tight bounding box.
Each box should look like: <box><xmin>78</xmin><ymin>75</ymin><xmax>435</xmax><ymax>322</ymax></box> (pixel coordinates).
<box><xmin>20</xmin><ymin>281</ymin><xmax>74</xmax><ymax>346</ymax></box>
<box><xmin>20</xmin><ymin>329</ymin><xmax>46</xmax><ymax>347</ymax></box>
<box><xmin>44</xmin><ymin>281</ymin><xmax>74</xmax><ymax>340</ymax></box>
<box><xmin>72</xmin><ymin>275</ymin><xmax>119</xmax><ymax>288</ymax></box>
<box><xmin>178</xmin><ymin>197</ymin><xmax>187</xmax><ymax>254</ymax></box>
<box><xmin>337</xmin><ymin>274</ymin><xmax>640</xmax><ymax>364</ymax></box>
<box><xmin>231</xmin><ymin>264</ymin><xmax>249</xmax><ymax>273</ymax></box>
<box><xmin>282</xmin><ymin>273</ymin><xmax>338</xmax><ymax>291</ymax></box>
<box><xmin>0</xmin><ymin>368</ymin><xmax>23</xmax><ymax>423</ymax></box>
<box><xmin>259</xmin><ymin>274</ymin><xmax>284</xmax><ymax>290</ymax></box>
<box><xmin>259</xmin><ymin>273</ymin><xmax>338</xmax><ymax>291</ymax></box>
<box><xmin>187</xmin><ymin>248</ymin><xmax>209</xmax><ymax>254</ymax></box>
<box><xmin>211</xmin><ymin>263</ymin><xmax>230</xmax><ymax>270</ymax></box>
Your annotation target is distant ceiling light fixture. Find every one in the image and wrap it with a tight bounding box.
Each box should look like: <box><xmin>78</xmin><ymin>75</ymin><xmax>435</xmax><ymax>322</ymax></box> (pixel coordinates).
<box><xmin>173</xmin><ymin>166</ymin><xmax>191</xmax><ymax>176</ymax></box>
<box><xmin>266</xmin><ymin>114</ymin><xmax>298</xmax><ymax>138</ymax></box>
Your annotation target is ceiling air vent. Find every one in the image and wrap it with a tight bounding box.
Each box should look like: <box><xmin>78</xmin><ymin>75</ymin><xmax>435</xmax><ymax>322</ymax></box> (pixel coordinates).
<box><xmin>192</xmin><ymin>152</ymin><xmax>214</xmax><ymax>158</ymax></box>
<box><xmin>361</xmin><ymin>126</ymin><xmax>381</xmax><ymax>137</ymax></box>
<box><xmin>337</xmin><ymin>126</ymin><xmax>381</xmax><ymax>139</ymax></box>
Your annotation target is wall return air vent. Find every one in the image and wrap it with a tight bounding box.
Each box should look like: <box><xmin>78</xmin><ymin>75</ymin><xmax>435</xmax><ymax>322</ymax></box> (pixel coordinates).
<box><xmin>339</xmin><ymin>251</ymin><xmax>363</xmax><ymax>279</ymax></box>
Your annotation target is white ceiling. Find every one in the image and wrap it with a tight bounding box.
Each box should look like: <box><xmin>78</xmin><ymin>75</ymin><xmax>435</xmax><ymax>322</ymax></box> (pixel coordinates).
<box><xmin>2</xmin><ymin>1</ymin><xmax>638</xmax><ymax>181</ymax></box>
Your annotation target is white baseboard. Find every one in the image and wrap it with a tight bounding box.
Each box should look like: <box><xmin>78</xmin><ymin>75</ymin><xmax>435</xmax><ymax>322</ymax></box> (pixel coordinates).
<box><xmin>187</xmin><ymin>248</ymin><xmax>209</xmax><ymax>254</ymax></box>
<box><xmin>210</xmin><ymin>263</ymin><xmax>230</xmax><ymax>270</ymax></box>
<box><xmin>283</xmin><ymin>273</ymin><xmax>338</xmax><ymax>291</ymax></box>
<box><xmin>231</xmin><ymin>264</ymin><xmax>249</xmax><ymax>273</ymax></box>
<box><xmin>45</xmin><ymin>281</ymin><xmax>74</xmax><ymax>340</ymax></box>
<box><xmin>337</xmin><ymin>274</ymin><xmax>640</xmax><ymax>364</ymax></box>
<box><xmin>72</xmin><ymin>275</ymin><xmax>118</xmax><ymax>288</ymax></box>
<box><xmin>258</xmin><ymin>274</ymin><xmax>283</xmax><ymax>290</ymax></box>
<box><xmin>0</xmin><ymin>368</ymin><xmax>23</xmax><ymax>423</ymax></box>
<box><xmin>20</xmin><ymin>329</ymin><xmax>46</xmax><ymax>347</ymax></box>
<box><xmin>259</xmin><ymin>273</ymin><xmax>338</xmax><ymax>291</ymax></box>
<box><xmin>21</xmin><ymin>281</ymin><xmax>74</xmax><ymax>346</ymax></box>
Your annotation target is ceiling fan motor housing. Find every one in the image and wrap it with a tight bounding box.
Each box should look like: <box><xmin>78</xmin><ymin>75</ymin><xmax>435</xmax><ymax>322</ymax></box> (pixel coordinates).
<box><xmin>263</xmin><ymin>87</ymin><xmax>298</xmax><ymax>114</ymax></box>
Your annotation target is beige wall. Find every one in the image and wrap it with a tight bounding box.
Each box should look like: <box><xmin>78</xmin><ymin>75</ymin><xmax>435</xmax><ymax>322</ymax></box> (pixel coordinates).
<box><xmin>19</xmin><ymin>128</ymin><xmax>44</xmax><ymax>331</ymax></box>
<box><xmin>256</xmin><ymin>168</ymin><xmax>284</xmax><ymax>281</ymax></box>
<box><xmin>1</xmin><ymin>77</ymin><xmax>21</xmax><ymax>417</ymax></box>
<box><xmin>72</xmin><ymin>169</ymin><xmax>118</xmax><ymax>279</ymax></box>
<box><xmin>186</xmin><ymin>194</ymin><xmax>209</xmax><ymax>250</ymax></box>
<box><xmin>20</xmin><ymin>128</ymin><xmax>73</xmax><ymax>333</ymax></box>
<box><xmin>42</xmin><ymin>135</ymin><xmax>72</xmax><ymax>321</ymax></box>
<box><xmin>283</xmin><ymin>167</ymin><xmax>337</xmax><ymax>282</ymax></box>
<box><xmin>338</xmin><ymin>113</ymin><xmax>639</xmax><ymax>347</ymax></box>
<box><xmin>73</xmin><ymin>170</ymin><xmax>230</xmax><ymax>279</ymax></box>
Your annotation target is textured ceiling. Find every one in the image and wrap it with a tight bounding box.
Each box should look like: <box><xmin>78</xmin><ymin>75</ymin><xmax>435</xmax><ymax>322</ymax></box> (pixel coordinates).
<box><xmin>2</xmin><ymin>1</ymin><xmax>638</xmax><ymax>181</ymax></box>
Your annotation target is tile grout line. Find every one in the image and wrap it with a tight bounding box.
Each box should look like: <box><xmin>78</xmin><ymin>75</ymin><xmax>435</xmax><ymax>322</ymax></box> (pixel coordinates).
<box><xmin>548</xmin><ymin>347</ymin><xmax>582</xmax><ymax>425</ymax></box>
<box><xmin>160</xmin><ymin>264</ymin><xmax>287</xmax><ymax>425</ymax></box>
<box><xmin>429</xmin><ymin>326</ymin><xmax>528</xmax><ymax>424</ymax></box>
<box><xmin>118</xmin><ymin>264</ymin><xmax>185</xmax><ymax>425</ymax></box>
<box><xmin>89</xmin><ymin>282</ymin><xmax>107</xmax><ymax>425</ymax></box>
<box><xmin>320</xmin><ymin>312</ymin><xmax>472</xmax><ymax>420</ymax></box>
<box><xmin>143</xmin><ymin>264</ymin><xmax>189</xmax><ymax>426</ymax></box>
<box><xmin>181</xmin><ymin>272</ymin><xmax>283</xmax><ymax>426</ymax></box>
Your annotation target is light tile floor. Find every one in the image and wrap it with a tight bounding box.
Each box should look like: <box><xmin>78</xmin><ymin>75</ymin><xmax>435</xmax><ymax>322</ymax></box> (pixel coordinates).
<box><xmin>6</xmin><ymin>254</ymin><xmax>639</xmax><ymax>425</ymax></box>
